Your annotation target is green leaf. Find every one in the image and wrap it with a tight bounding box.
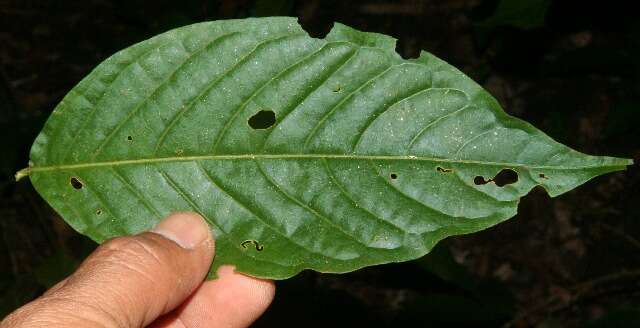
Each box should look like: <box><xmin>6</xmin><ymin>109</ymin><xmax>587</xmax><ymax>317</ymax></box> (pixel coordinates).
<box><xmin>19</xmin><ymin>17</ymin><xmax>631</xmax><ymax>279</ymax></box>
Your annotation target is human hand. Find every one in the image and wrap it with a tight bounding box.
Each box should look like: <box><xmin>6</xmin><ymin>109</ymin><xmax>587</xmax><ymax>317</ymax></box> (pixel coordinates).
<box><xmin>1</xmin><ymin>212</ymin><xmax>275</xmax><ymax>328</ymax></box>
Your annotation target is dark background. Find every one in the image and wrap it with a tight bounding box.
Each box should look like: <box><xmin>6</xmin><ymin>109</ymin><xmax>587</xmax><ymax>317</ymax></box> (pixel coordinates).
<box><xmin>1</xmin><ymin>0</ymin><xmax>639</xmax><ymax>326</ymax></box>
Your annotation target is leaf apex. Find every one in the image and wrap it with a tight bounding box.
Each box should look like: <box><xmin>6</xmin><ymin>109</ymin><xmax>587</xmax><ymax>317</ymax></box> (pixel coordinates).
<box><xmin>602</xmin><ymin>156</ymin><xmax>634</xmax><ymax>168</ymax></box>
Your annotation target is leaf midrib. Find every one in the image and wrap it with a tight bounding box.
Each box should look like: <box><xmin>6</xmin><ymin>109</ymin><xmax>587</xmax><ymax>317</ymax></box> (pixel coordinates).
<box><xmin>24</xmin><ymin>153</ymin><xmax>629</xmax><ymax>174</ymax></box>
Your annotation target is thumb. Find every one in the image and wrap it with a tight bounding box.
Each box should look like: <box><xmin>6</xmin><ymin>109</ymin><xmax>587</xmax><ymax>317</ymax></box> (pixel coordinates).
<box><xmin>3</xmin><ymin>212</ymin><xmax>215</xmax><ymax>328</ymax></box>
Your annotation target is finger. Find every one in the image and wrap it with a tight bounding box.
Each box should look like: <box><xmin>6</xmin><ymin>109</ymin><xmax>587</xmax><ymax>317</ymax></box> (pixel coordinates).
<box><xmin>151</xmin><ymin>266</ymin><xmax>275</xmax><ymax>328</ymax></box>
<box><xmin>2</xmin><ymin>212</ymin><xmax>215</xmax><ymax>328</ymax></box>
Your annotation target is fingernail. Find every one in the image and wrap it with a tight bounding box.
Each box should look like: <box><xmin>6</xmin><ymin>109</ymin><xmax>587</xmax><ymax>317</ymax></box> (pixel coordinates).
<box><xmin>151</xmin><ymin>212</ymin><xmax>211</xmax><ymax>249</ymax></box>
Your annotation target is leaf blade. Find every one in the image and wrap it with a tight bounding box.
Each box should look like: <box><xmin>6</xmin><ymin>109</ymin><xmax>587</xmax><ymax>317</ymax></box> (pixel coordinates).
<box><xmin>24</xmin><ymin>17</ymin><xmax>632</xmax><ymax>279</ymax></box>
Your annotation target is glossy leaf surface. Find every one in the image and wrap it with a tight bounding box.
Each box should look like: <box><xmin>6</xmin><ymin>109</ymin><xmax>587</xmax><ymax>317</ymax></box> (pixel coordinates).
<box><xmin>21</xmin><ymin>17</ymin><xmax>631</xmax><ymax>279</ymax></box>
